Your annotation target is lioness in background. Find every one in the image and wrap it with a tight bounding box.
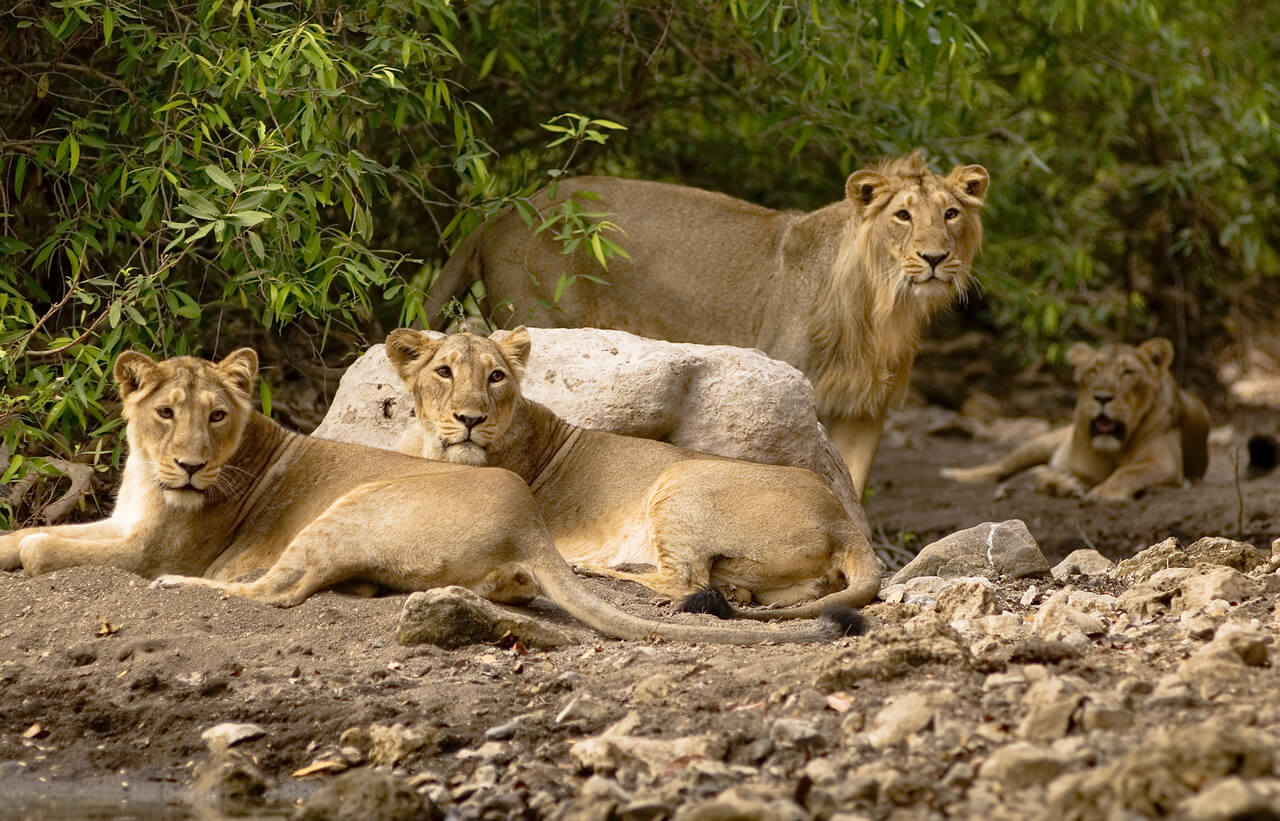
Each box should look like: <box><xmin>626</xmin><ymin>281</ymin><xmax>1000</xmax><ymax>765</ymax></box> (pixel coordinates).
<box><xmin>0</xmin><ymin>349</ymin><xmax>850</xmax><ymax>645</ymax></box>
<box><xmin>943</xmin><ymin>338</ymin><xmax>1210</xmax><ymax>501</ymax></box>
<box><xmin>387</xmin><ymin>327</ymin><xmax>881</xmax><ymax>620</ymax></box>
<box><xmin>425</xmin><ymin>151</ymin><xmax>990</xmax><ymax>497</ymax></box>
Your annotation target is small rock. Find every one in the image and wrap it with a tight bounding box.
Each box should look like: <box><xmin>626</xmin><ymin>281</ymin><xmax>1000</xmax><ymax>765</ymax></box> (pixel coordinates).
<box><xmin>192</xmin><ymin>752</ymin><xmax>269</xmax><ymax>815</ymax></box>
<box><xmin>570</xmin><ymin>713</ymin><xmax>725</xmax><ymax>777</ymax></box>
<box><xmin>1186</xmin><ymin>536</ymin><xmax>1268</xmax><ymax>573</ymax></box>
<box><xmin>200</xmin><ymin>722</ymin><xmax>267</xmax><ymax>753</ymax></box>
<box><xmin>936</xmin><ymin>580</ymin><xmax>1001</xmax><ymax>622</ymax></box>
<box><xmin>1145</xmin><ymin>675</ymin><xmax>1197</xmax><ymax>709</ymax></box>
<box><xmin>1176</xmin><ymin>776</ymin><xmax>1280</xmax><ymax>821</ymax></box>
<box><xmin>888</xmin><ymin>520</ymin><xmax>1048</xmax><ymax>584</ymax></box>
<box><xmin>770</xmin><ymin>718</ymin><xmax>825</xmax><ymax>750</ymax></box>
<box><xmin>673</xmin><ymin>785</ymin><xmax>807</xmax><ymax>821</ymax></box>
<box><xmin>866</xmin><ymin>692</ymin><xmax>944</xmax><ymax>749</ymax></box>
<box><xmin>1017</xmin><ymin>677</ymin><xmax>1083</xmax><ymax>742</ymax></box>
<box><xmin>556</xmin><ymin>693</ymin><xmax>613</xmax><ymax>725</ymax></box>
<box><xmin>978</xmin><ymin>742</ymin><xmax>1071</xmax><ymax>791</ymax></box>
<box><xmin>367</xmin><ymin>724</ymin><xmax>429</xmax><ymax>768</ymax></box>
<box><xmin>1051</xmin><ymin>549</ymin><xmax>1115</xmax><ymax>580</ymax></box>
<box><xmin>631</xmin><ymin>673</ymin><xmax>677</xmax><ymax>705</ymax></box>
<box><xmin>484</xmin><ymin>719</ymin><xmax>521</xmax><ymax>741</ymax></box>
<box><xmin>1078</xmin><ymin>693</ymin><xmax>1133</xmax><ymax>732</ymax></box>
<box><xmin>1111</xmin><ymin>537</ymin><xmax>1188</xmax><ymax>583</ymax></box>
<box><xmin>1033</xmin><ymin>589</ymin><xmax>1107</xmax><ymax>642</ymax></box>
<box><xmin>1181</xmin><ymin>613</ymin><xmax>1218</xmax><ymax>640</ymax></box>
<box><xmin>1178</xmin><ymin>567</ymin><xmax>1265</xmax><ymax>612</ymax></box>
<box><xmin>395</xmin><ymin>586</ymin><xmax>583</xmax><ymax>649</ymax></box>
<box><xmin>295</xmin><ymin>769</ymin><xmax>440</xmax><ymax>821</ymax></box>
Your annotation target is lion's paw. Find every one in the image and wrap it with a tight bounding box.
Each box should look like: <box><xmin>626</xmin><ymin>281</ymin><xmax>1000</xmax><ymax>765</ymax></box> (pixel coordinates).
<box><xmin>150</xmin><ymin>574</ymin><xmax>194</xmax><ymax>590</ymax></box>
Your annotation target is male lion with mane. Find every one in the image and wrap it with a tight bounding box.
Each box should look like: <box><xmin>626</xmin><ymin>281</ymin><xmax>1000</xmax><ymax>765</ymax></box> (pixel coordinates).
<box><xmin>425</xmin><ymin>151</ymin><xmax>990</xmax><ymax>497</ymax></box>
<box><xmin>387</xmin><ymin>327</ymin><xmax>881</xmax><ymax>621</ymax></box>
<box><xmin>942</xmin><ymin>338</ymin><xmax>1210</xmax><ymax>501</ymax></box>
<box><xmin>0</xmin><ymin>349</ymin><xmax>852</xmax><ymax>645</ymax></box>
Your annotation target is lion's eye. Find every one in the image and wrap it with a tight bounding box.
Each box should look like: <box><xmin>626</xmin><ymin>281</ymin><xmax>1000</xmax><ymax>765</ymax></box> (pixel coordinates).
<box><xmin>156</xmin><ymin>407</ymin><xmax>174</xmax><ymax>420</ymax></box>
<box><xmin>435</xmin><ymin>366</ymin><xmax>452</xmax><ymax>379</ymax></box>
<box><xmin>894</xmin><ymin>209</ymin><xmax>912</xmax><ymax>222</ymax></box>
<box><xmin>489</xmin><ymin>370</ymin><xmax>506</xmax><ymax>384</ymax></box>
<box><xmin>210</xmin><ymin>409</ymin><xmax>227</xmax><ymax>423</ymax></box>
<box><xmin>944</xmin><ymin>207</ymin><xmax>959</xmax><ymax>220</ymax></box>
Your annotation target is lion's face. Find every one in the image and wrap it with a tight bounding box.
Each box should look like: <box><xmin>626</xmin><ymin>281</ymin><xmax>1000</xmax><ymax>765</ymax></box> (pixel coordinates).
<box><xmin>113</xmin><ymin>349</ymin><xmax>257</xmax><ymax>509</ymax></box>
<box><xmin>386</xmin><ymin>327</ymin><xmax>531</xmax><ymax>466</ymax></box>
<box><xmin>1067</xmin><ymin>338</ymin><xmax>1174</xmax><ymax>454</ymax></box>
<box><xmin>845</xmin><ymin>152</ymin><xmax>989</xmax><ymax>311</ymax></box>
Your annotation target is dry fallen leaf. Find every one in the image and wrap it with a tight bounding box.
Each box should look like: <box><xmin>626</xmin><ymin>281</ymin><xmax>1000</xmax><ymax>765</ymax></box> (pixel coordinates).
<box><xmin>292</xmin><ymin>760</ymin><xmax>347</xmax><ymax>778</ymax></box>
<box><xmin>96</xmin><ymin>617</ymin><xmax>120</xmax><ymax>638</ymax></box>
<box><xmin>825</xmin><ymin>692</ymin><xmax>856</xmax><ymax>713</ymax></box>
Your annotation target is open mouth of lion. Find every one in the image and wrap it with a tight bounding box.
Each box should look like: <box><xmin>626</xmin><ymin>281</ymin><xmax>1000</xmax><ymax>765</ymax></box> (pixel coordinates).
<box><xmin>1090</xmin><ymin>414</ymin><xmax>1125</xmax><ymax>440</ymax></box>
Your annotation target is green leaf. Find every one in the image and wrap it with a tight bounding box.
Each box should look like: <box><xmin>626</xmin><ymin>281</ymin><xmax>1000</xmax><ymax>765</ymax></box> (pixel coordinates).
<box><xmin>205</xmin><ymin>165</ymin><xmax>237</xmax><ymax>191</ymax></box>
<box><xmin>226</xmin><ymin>210</ymin><xmax>271</xmax><ymax>227</ymax></box>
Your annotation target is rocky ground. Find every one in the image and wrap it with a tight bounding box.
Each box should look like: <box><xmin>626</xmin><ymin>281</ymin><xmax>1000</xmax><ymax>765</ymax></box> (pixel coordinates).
<box><xmin>3</xmin><ymin>408</ymin><xmax>1280</xmax><ymax>821</ymax></box>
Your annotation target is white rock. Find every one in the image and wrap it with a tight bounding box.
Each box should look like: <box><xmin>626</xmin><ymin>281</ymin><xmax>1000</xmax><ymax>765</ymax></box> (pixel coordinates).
<box><xmin>866</xmin><ymin>691</ymin><xmax>947</xmax><ymax>749</ymax></box>
<box><xmin>1033</xmin><ymin>589</ymin><xmax>1107</xmax><ymax>642</ymax></box>
<box><xmin>1051</xmin><ymin>549</ymin><xmax>1115</xmax><ymax>580</ymax></box>
<box><xmin>313</xmin><ymin>328</ymin><xmax>863</xmax><ymax>524</ymax></box>
<box><xmin>200</xmin><ymin>722</ymin><xmax>266</xmax><ymax>753</ymax></box>
<box><xmin>888</xmin><ymin>520</ymin><xmax>1048</xmax><ymax>584</ymax></box>
<box><xmin>978</xmin><ymin>742</ymin><xmax>1071</xmax><ymax>791</ymax></box>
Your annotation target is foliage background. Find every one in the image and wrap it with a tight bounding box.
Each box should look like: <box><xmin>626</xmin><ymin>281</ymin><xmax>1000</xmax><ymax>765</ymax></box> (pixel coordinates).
<box><xmin>1</xmin><ymin>0</ymin><xmax>1277</xmax><ymax>525</ymax></box>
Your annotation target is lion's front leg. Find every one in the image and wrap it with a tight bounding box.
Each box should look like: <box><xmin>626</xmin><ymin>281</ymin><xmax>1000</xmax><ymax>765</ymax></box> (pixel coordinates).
<box><xmin>827</xmin><ymin>412</ymin><xmax>884</xmax><ymax>500</ymax></box>
<box><xmin>1086</xmin><ymin>437</ymin><xmax>1181</xmax><ymax>502</ymax></box>
<box><xmin>1030</xmin><ymin>466</ymin><xmax>1089</xmax><ymax>499</ymax></box>
<box><xmin>2</xmin><ymin>521</ymin><xmax>142</xmax><ymax>575</ymax></box>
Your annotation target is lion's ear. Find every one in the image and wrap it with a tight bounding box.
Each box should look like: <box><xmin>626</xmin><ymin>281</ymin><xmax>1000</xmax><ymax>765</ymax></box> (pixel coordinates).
<box><xmin>385</xmin><ymin>329</ymin><xmax>444</xmax><ymax>379</ymax></box>
<box><xmin>493</xmin><ymin>326</ymin><xmax>532</xmax><ymax>374</ymax></box>
<box><xmin>947</xmin><ymin>164</ymin><xmax>990</xmax><ymax>205</ymax></box>
<box><xmin>1065</xmin><ymin>342</ymin><xmax>1095</xmax><ymax>369</ymax></box>
<box><xmin>845</xmin><ymin>170</ymin><xmax>890</xmax><ymax>212</ymax></box>
<box><xmin>113</xmin><ymin>351</ymin><xmax>160</xmax><ymax>399</ymax></box>
<box><xmin>1139</xmin><ymin>337</ymin><xmax>1174</xmax><ymax>371</ymax></box>
<box><xmin>217</xmin><ymin>348</ymin><xmax>259</xmax><ymax>397</ymax></box>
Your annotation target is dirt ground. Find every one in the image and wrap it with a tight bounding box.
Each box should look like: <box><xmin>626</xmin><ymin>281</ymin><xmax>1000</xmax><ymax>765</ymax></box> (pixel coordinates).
<box><xmin>3</xmin><ymin>400</ymin><xmax>1280</xmax><ymax>820</ymax></box>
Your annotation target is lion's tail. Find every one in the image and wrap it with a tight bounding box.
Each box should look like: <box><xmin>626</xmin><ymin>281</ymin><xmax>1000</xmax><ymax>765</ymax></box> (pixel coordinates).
<box><xmin>720</xmin><ymin>525</ymin><xmax>880</xmax><ymax>625</ymax></box>
<box><xmin>520</xmin><ymin>533</ymin><xmax>845</xmax><ymax>645</ymax></box>
<box><xmin>1179</xmin><ymin>390</ymin><xmax>1211</xmax><ymax>481</ymax></box>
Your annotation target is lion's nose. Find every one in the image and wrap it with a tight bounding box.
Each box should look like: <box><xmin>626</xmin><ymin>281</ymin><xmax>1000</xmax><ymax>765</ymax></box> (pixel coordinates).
<box><xmin>919</xmin><ymin>251</ymin><xmax>949</xmax><ymax>270</ymax></box>
<box><xmin>454</xmin><ymin>414</ymin><xmax>486</xmax><ymax>431</ymax></box>
<box><xmin>175</xmin><ymin>460</ymin><xmax>206</xmax><ymax>477</ymax></box>
<box><xmin>1093</xmin><ymin>394</ymin><xmax>1113</xmax><ymax>406</ymax></box>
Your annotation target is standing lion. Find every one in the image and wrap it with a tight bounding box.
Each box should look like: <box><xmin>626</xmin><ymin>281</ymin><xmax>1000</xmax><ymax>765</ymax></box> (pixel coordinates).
<box><xmin>426</xmin><ymin>151</ymin><xmax>989</xmax><ymax>497</ymax></box>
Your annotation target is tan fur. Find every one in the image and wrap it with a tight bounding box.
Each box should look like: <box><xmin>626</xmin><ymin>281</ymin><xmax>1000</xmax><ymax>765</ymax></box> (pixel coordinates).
<box><xmin>942</xmin><ymin>338</ymin><xmax>1210</xmax><ymax>502</ymax></box>
<box><xmin>0</xmin><ymin>350</ymin><xmax>849</xmax><ymax>645</ymax></box>
<box><xmin>387</xmin><ymin>327</ymin><xmax>882</xmax><ymax>620</ymax></box>
<box><xmin>425</xmin><ymin>151</ymin><xmax>990</xmax><ymax>497</ymax></box>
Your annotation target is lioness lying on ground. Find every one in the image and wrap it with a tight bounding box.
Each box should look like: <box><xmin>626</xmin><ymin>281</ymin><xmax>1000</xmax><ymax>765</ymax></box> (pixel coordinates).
<box><xmin>942</xmin><ymin>338</ymin><xmax>1210</xmax><ymax>501</ymax></box>
<box><xmin>0</xmin><ymin>349</ymin><xmax>852</xmax><ymax>645</ymax></box>
<box><xmin>424</xmin><ymin>151</ymin><xmax>990</xmax><ymax>498</ymax></box>
<box><xmin>387</xmin><ymin>327</ymin><xmax>882</xmax><ymax>620</ymax></box>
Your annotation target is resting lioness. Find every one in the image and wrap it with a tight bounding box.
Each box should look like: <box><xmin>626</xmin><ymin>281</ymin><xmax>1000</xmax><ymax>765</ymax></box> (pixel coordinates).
<box><xmin>0</xmin><ymin>349</ymin><xmax>850</xmax><ymax>645</ymax></box>
<box><xmin>942</xmin><ymin>338</ymin><xmax>1210</xmax><ymax>501</ymax></box>
<box><xmin>387</xmin><ymin>327</ymin><xmax>882</xmax><ymax>619</ymax></box>
<box><xmin>425</xmin><ymin>151</ymin><xmax>990</xmax><ymax>498</ymax></box>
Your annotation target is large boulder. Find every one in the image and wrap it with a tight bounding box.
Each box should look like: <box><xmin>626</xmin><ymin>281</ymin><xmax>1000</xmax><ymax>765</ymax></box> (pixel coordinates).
<box><xmin>313</xmin><ymin>327</ymin><xmax>863</xmax><ymax>525</ymax></box>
